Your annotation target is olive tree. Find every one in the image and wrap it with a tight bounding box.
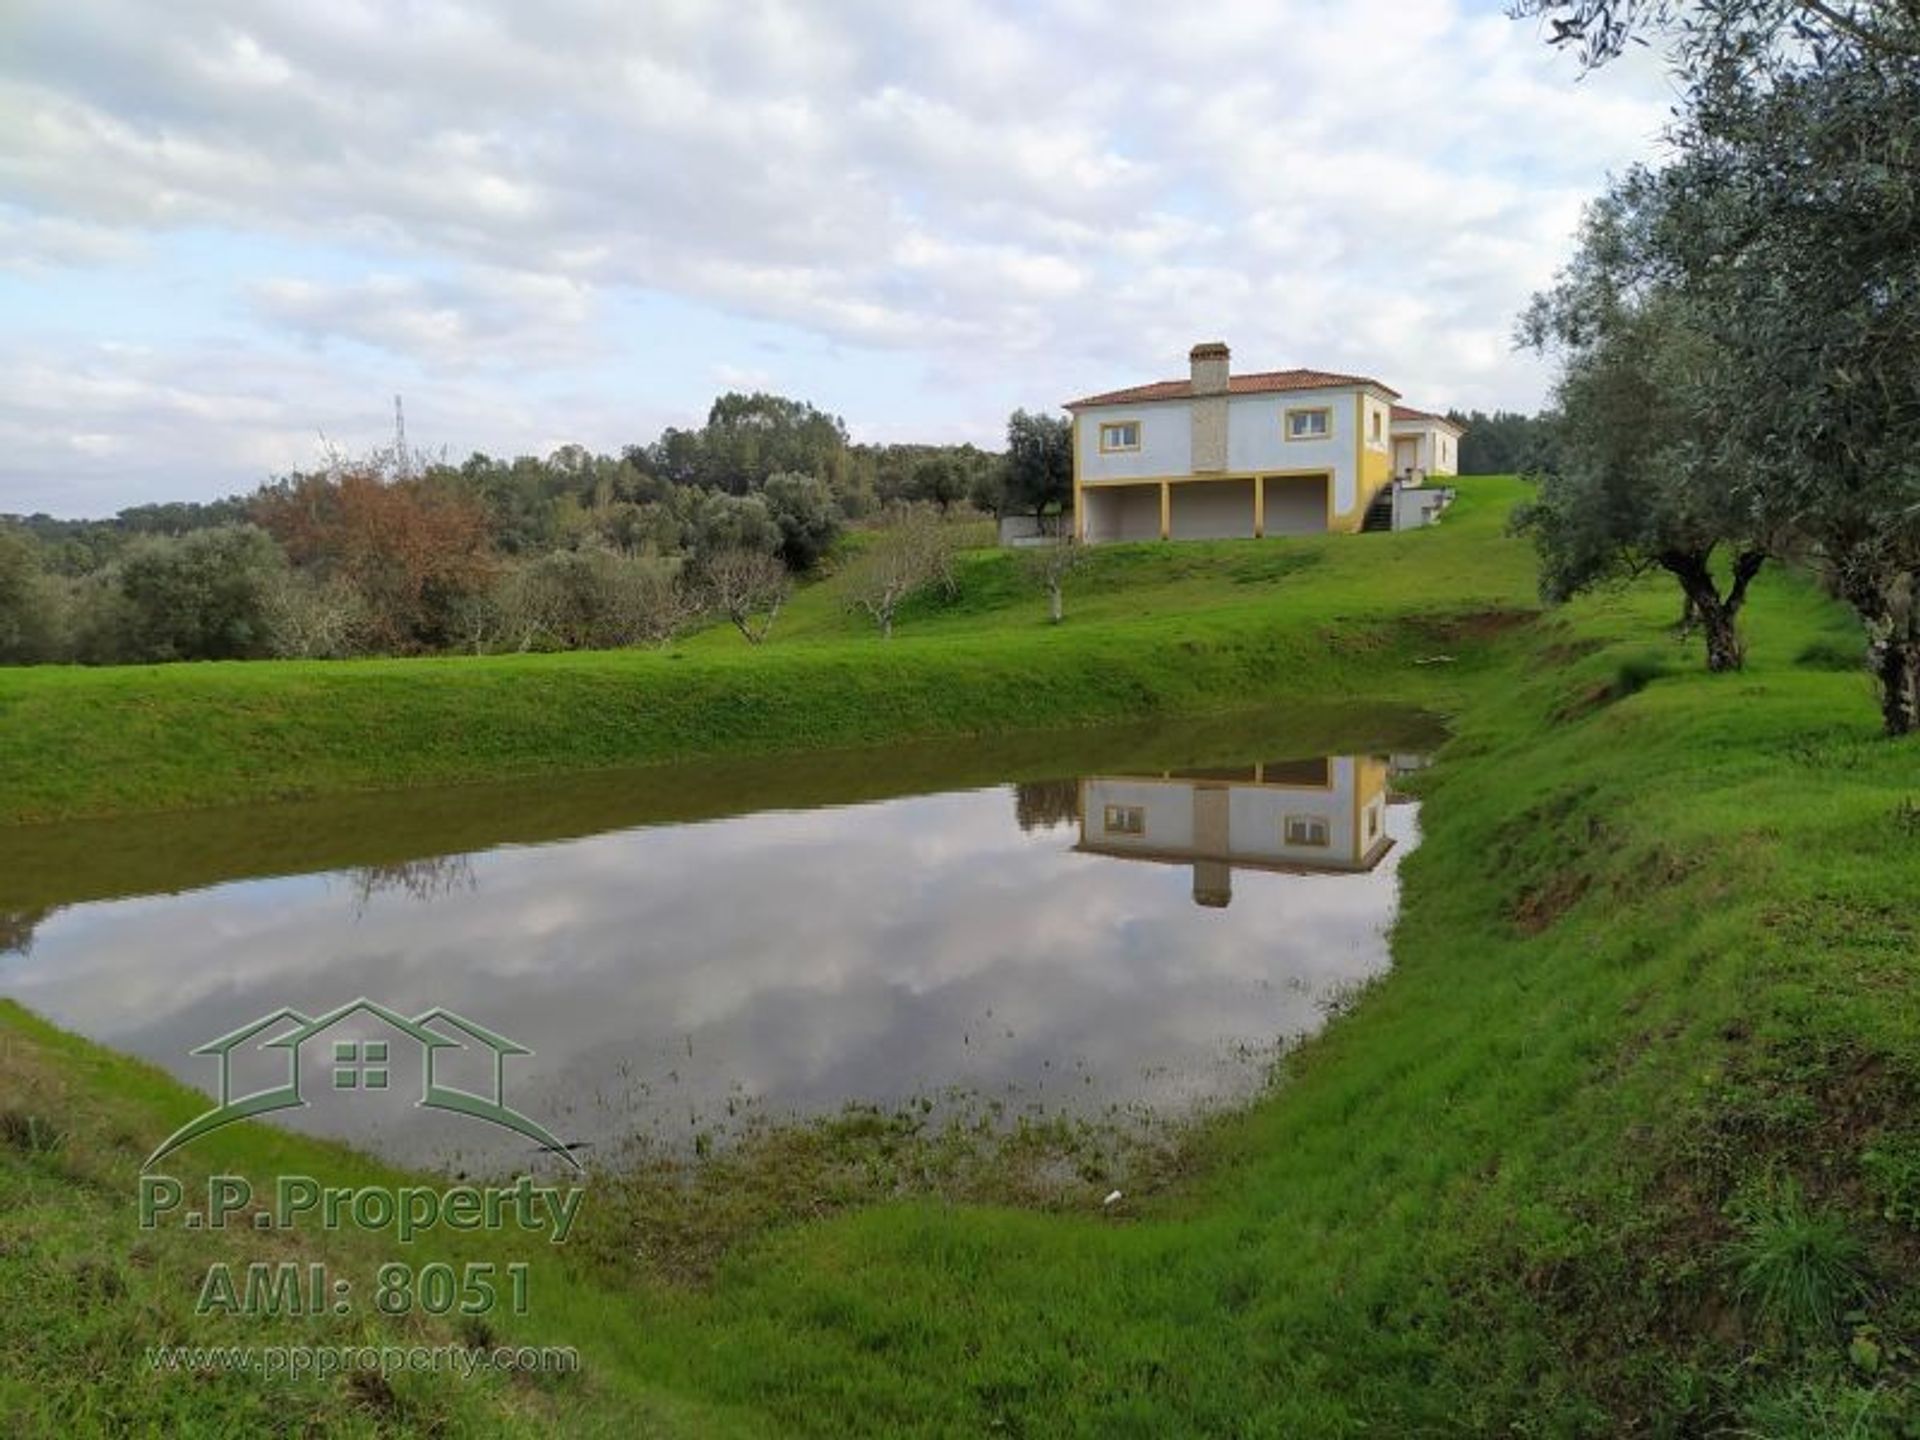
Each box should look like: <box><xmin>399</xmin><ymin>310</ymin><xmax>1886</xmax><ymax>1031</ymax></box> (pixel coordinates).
<box><xmin>843</xmin><ymin>507</ymin><xmax>956</xmax><ymax>639</ymax></box>
<box><xmin>1517</xmin><ymin>182</ymin><xmax>1777</xmax><ymax>672</ymax></box>
<box><xmin>1022</xmin><ymin>534</ymin><xmax>1087</xmax><ymax>625</ymax></box>
<box><xmin>1511</xmin><ymin>0</ymin><xmax>1920</xmax><ymax>70</ymax></box>
<box><xmin>1519</xmin><ymin>0</ymin><xmax>1920</xmax><ymax>726</ymax></box>
<box><xmin>698</xmin><ymin>547</ymin><xmax>790</xmax><ymax>644</ymax></box>
<box><xmin>680</xmin><ymin>491</ymin><xmax>781</xmax><ymax>565</ymax></box>
<box><xmin>1686</xmin><ymin>51</ymin><xmax>1920</xmax><ymax>730</ymax></box>
<box><xmin>1003</xmin><ymin>410</ymin><xmax>1073</xmax><ymax>525</ymax></box>
<box><xmin>760</xmin><ymin>472</ymin><xmax>843</xmax><ymax>571</ymax></box>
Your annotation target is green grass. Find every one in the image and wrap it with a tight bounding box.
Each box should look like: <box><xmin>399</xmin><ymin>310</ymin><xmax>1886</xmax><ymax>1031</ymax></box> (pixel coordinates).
<box><xmin>5</xmin><ymin>475</ymin><xmax>1920</xmax><ymax>1434</ymax></box>
<box><xmin>0</xmin><ymin>479</ymin><xmax>1531</xmax><ymax>824</ymax></box>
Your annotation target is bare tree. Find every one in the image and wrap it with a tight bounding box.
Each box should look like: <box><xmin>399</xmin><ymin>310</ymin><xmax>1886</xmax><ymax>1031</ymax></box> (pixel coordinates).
<box><xmin>346</xmin><ymin>855</ymin><xmax>476</xmax><ymax>916</ymax></box>
<box><xmin>699</xmin><ymin>547</ymin><xmax>790</xmax><ymax>645</ymax></box>
<box><xmin>611</xmin><ymin>560</ymin><xmax>706</xmax><ymax>648</ymax></box>
<box><xmin>261</xmin><ymin>569</ymin><xmax>374</xmax><ymax>659</ymax></box>
<box><xmin>1014</xmin><ymin>779</ymin><xmax>1081</xmax><ymax>832</ymax></box>
<box><xmin>843</xmin><ymin>508</ymin><xmax>953</xmax><ymax>639</ymax></box>
<box><xmin>1022</xmin><ymin>534</ymin><xmax>1086</xmax><ymax>624</ymax></box>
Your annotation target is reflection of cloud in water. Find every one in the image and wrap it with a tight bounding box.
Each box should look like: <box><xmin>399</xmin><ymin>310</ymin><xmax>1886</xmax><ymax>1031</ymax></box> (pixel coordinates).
<box><xmin>1</xmin><ymin>778</ymin><xmax>1418</xmax><ymax>1171</ymax></box>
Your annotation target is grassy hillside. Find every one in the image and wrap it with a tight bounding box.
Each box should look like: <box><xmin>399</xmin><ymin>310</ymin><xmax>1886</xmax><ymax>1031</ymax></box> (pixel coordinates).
<box><xmin>5</xmin><ymin>478</ymin><xmax>1919</xmax><ymax>1435</ymax></box>
<box><xmin>0</xmin><ymin>479</ymin><xmax>1531</xmax><ymax>824</ymax></box>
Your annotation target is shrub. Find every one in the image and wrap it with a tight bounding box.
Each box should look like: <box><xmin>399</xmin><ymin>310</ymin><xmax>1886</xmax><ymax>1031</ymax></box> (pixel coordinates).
<box><xmin>681</xmin><ymin>491</ymin><xmax>781</xmax><ymax>565</ymax></box>
<box><xmin>477</xmin><ymin>549</ymin><xmax>700</xmax><ymax>652</ymax></box>
<box><xmin>262</xmin><ymin>570</ymin><xmax>374</xmax><ymax>659</ymax></box>
<box><xmin>108</xmin><ymin>524</ymin><xmax>287</xmax><ymax>662</ymax></box>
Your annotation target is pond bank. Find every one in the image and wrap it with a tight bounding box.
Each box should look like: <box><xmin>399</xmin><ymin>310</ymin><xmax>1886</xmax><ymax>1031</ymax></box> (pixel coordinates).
<box><xmin>5</xmin><ymin>481</ymin><xmax>1917</xmax><ymax>1434</ymax></box>
<box><xmin>0</xmin><ymin>479</ymin><xmax>1533</xmax><ymax>825</ymax></box>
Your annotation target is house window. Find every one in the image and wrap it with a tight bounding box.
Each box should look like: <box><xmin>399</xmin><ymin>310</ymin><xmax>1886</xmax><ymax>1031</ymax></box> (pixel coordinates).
<box><xmin>333</xmin><ymin>1039</ymin><xmax>390</xmax><ymax>1091</ymax></box>
<box><xmin>1284</xmin><ymin>814</ymin><xmax>1330</xmax><ymax>847</ymax></box>
<box><xmin>1104</xmin><ymin>804</ymin><xmax>1146</xmax><ymax>836</ymax></box>
<box><xmin>1370</xmin><ymin>410</ymin><xmax>1382</xmax><ymax>442</ymax></box>
<box><xmin>1366</xmin><ymin>809</ymin><xmax>1379</xmax><ymax>842</ymax></box>
<box><xmin>1098</xmin><ymin>421</ymin><xmax>1141</xmax><ymax>453</ymax></box>
<box><xmin>1285</xmin><ymin>407</ymin><xmax>1331</xmax><ymax>441</ymax></box>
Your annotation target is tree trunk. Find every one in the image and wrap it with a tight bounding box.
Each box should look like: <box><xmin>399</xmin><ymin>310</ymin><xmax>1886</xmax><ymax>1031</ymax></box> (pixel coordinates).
<box><xmin>1875</xmin><ymin>636</ymin><xmax>1920</xmax><ymax>736</ymax></box>
<box><xmin>881</xmin><ymin>612</ymin><xmax>893</xmax><ymax>640</ymax></box>
<box><xmin>1840</xmin><ymin>568</ymin><xmax>1919</xmax><ymax>738</ymax></box>
<box><xmin>1048</xmin><ymin>581</ymin><xmax>1063</xmax><ymax>624</ymax></box>
<box><xmin>1659</xmin><ymin>549</ymin><xmax>1751</xmax><ymax>673</ymax></box>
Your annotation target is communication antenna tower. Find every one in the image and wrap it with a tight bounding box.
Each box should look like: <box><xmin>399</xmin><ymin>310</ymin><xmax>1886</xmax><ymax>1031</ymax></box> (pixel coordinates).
<box><xmin>393</xmin><ymin>393</ymin><xmax>410</xmax><ymax>477</ymax></box>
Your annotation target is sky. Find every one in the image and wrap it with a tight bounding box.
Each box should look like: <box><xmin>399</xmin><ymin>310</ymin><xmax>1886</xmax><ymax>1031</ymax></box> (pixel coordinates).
<box><xmin>0</xmin><ymin>0</ymin><xmax>1674</xmax><ymax>518</ymax></box>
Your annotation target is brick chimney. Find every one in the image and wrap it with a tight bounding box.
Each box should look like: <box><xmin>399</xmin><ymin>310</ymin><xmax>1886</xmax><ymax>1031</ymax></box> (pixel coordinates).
<box><xmin>1190</xmin><ymin>342</ymin><xmax>1230</xmax><ymax>472</ymax></box>
<box><xmin>1189</xmin><ymin>341</ymin><xmax>1230</xmax><ymax>395</ymax></box>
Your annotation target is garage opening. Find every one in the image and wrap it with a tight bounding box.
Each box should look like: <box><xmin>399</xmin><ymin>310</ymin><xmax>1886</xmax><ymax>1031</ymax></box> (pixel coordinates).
<box><xmin>1082</xmin><ymin>485</ymin><xmax>1161</xmax><ymax>543</ymax></box>
<box><xmin>1169</xmin><ymin>479</ymin><xmax>1255</xmax><ymax>540</ymax></box>
<box><xmin>1262</xmin><ymin>474</ymin><xmax>1328</xmax><ymax>535</ymax></box>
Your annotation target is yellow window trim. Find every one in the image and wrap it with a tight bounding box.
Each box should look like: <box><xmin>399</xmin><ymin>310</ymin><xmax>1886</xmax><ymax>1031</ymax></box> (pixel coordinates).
<box><xmin>1097</xmin><ymin>420</ymin><xmax>1142</xmax><ymax>454</ymax></box>
<box><xmin>1284</xmin><ymin>406</ymin><xmax>1332</xmax><ymax>442</ymax></box>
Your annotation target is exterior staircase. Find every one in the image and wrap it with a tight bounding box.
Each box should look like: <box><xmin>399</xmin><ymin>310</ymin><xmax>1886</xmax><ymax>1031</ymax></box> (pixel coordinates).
<box><xmin>1360</xmin><ymin>484</ymin><xmax>1396</xmax><ymax>533</ymax></box>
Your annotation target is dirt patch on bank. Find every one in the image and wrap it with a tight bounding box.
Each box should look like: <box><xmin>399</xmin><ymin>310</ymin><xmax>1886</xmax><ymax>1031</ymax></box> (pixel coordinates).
<box><xmin>1509</xmin><ymin>868</ymin><xmax>1594</xmax><ymax>934</ymax></box>
<box><xmin>1405</xmin><ymin>608</ymin><xmax>1538</xmax><ymax>647</ymax></box>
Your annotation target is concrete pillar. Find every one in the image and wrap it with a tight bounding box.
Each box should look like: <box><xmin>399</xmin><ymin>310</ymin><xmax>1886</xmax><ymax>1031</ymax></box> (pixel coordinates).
<box><xmin>1253</xmin><ymin>475</ymin><xmax>1265</xmax><ymax>538</ymax></box>
<box><xmin>1159</xmin><ymin>482</ymin><xmax>1171</xmax><ymax>540</ymax></box>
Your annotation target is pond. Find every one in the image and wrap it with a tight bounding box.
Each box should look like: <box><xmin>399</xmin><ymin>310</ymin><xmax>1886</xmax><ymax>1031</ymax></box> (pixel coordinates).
<box><xmin>0</xmin><ymin>707</ymin><xmax>1440</xmax><ymax>1174</ymax></box>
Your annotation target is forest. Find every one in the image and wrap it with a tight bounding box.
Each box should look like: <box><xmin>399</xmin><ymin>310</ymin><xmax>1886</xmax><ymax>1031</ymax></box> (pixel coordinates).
<box><xmin>0</xmin><ymin>395</ymin><xmax>1072</xmax><ymax>664</ymax></box>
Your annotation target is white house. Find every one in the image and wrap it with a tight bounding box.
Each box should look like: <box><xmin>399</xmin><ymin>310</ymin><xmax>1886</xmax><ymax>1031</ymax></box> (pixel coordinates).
<box><xmin>1075</xmin><ymin>755</ymin><xmax>1393</xmax><ymax>909</ymax></box>
<box><xmin>1065</xmin><ymin>342</ymin><xmax>1461</xmax><ymax>544</ymax></box>
<box><xmin>1389</xmin><ymin>406</ymin><xmax>1464</xmax><ymax>485</ymax></box>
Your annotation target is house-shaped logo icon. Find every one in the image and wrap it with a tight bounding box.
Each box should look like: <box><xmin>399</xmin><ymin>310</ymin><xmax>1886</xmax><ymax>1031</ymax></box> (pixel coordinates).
<box><xmin>144</xmin><ymin>997</ymin><xmax>581</xmax><ymax>1172</ymax></box>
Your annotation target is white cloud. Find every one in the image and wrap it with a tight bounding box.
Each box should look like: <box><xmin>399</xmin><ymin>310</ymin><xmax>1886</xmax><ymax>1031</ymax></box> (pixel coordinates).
<box><xmin>249</xmin><ymin>267</ymin><xmax>599</xmax><ymax>367</ymax></box>
<box><xmin>0</xmin><ymin>0</ymin><xmax>1672</xmax><ymax>511</ymax></box>
<box><xmin>0</xmin><ymin>339</ymin><xmax>671</xmax><ymax>516</ymax></box>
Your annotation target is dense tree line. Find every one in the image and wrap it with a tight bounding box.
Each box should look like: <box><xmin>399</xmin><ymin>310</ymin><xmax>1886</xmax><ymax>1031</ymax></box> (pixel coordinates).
<box><xmin>1446</xmin><ymin>410</ymin><xmax>1559</xmax><ymax>477</ymax></box>
<box><xmin>0</xmin><ymin>393</ymin><xmax>1077</xmax><ymax>665</ymax></box>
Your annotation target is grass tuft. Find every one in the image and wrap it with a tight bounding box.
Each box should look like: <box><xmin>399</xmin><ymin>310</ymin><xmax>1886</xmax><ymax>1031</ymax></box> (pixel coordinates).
<box><xmin>1728</xmin><ymin>1181</ymin><xmax>1869</xmax><ymax>1337</ymax></box>
<box><xmin>0</xmin><ymin>1108</ymin><xmax>66</xmax><ymax>1155</ymax></box>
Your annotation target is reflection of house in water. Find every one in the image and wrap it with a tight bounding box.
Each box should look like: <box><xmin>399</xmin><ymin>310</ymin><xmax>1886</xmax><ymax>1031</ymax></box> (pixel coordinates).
<box><xmin>1076</xmin><ymin>755</ymin><xmax>1393</xmax><ymax>908</ymax></box>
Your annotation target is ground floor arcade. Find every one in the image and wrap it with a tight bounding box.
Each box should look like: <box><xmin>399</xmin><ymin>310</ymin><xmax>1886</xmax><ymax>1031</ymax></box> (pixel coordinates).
<box><xmin>1079</xmin><ymin>473</ymin><xmax>1332</xmax><ymax>544</ymax></box>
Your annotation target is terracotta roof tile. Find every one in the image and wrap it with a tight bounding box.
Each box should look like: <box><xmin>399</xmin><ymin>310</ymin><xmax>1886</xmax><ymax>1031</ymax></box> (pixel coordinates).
<box><xmin>1390</xmin><ymin>405</ymin><xmax>1465</xmax><ymax>431</ymax></box>
<box><xmin>1066</xmin><ymin>367</ymin><xmax>1400</xmax><ymax>409</ymax></box>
